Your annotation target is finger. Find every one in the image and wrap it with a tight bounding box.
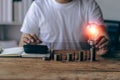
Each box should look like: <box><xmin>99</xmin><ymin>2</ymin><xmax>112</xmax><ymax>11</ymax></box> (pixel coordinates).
<box><xmin>96</xmin><ymin>38</ymin><xmax>107</xmax><ymax>48</ymax></box>
<box><xmin>25</xmin><ymin>34</ymin><xmax>35</xmax><ymax>43</ymax></box>
<box><xmin>23</xmin><ymin>37</ymin><xmax>30</xmax><ymax>44</ymax></box>
<box><xmin>99</xmin><ymin>41</ymin><xmax>109</xmax><ymax>49</ymax></box>
<box><xmin>95</xmin><ymin>36</ymin><xmax>108</xmax><ymax>48</ymax></box>
<box><xmin>95</xmin><ymin>36</ymin><xmax>104</xmax><ymax>45</ymax></box>
<box><xmin>36</xmin><ymin>39</ymin><xmax>42</xmax><ymax>44</ymax></box>
<box><xmin>97</xmin><ymin>49</ymin><xmax>108</xmax><ymax>55</ymax></box>
<box><xmin>23</xmin><ymin>37</ymin><xmax>38</xmax><ymax>45</ymax></box>
<box><xmin>30</xmin><ymin>34</ymin><xmax>42</xmax><ymax>44</ymax></box>
<box><xmin>30</xmin><ymin>34</ymin><xmax>39</xmax><ymax>41</ymax></box>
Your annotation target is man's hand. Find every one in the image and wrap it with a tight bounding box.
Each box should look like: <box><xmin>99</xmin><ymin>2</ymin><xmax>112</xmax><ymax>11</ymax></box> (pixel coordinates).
<box><xmin>19</xmin><ymin>33</ymin><xmax>42</xmax><ymax>46</ymax></box>
<box><xmin>95</xmin><ymin>36</ymin><xmax>110</xmax><ymax>55</ymax></box>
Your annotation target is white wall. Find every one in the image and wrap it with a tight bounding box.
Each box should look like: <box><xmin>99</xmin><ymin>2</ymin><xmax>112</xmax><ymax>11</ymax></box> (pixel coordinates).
<box><xmin>96</xmin><ymin>0</ymin><xmax>120</xmax><ymax>21</ymax></box>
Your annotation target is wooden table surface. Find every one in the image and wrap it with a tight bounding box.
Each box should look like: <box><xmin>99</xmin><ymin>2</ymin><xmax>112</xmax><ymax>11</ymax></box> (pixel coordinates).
<box><xmin>0</xmin><ymin>51</ymin><xmax>120</xmax><ymax>80</ymax></box>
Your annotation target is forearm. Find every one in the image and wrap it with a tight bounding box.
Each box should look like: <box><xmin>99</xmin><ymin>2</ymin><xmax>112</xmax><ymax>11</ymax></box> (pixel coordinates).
<box><xmin>19</xmin><ymin>33</ymin><xmax>27</xmax><ymax>47</ymax></box>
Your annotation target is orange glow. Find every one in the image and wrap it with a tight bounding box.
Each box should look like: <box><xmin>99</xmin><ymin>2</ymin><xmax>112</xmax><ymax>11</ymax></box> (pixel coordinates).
<box><xmin>85</xmin><ymin>24</ymin><xmax>100</xmax><ymax>40</ymax></box>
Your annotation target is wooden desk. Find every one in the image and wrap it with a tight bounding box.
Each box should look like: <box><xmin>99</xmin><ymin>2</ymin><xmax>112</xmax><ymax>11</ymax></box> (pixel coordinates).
<box><xmin>0</xmin><ymin>51</ymin><xmax>120</xmax><ymax>80</ymax></box>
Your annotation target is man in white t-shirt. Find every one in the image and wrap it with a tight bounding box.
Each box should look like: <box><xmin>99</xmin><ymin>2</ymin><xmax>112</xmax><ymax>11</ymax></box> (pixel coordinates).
<box><xmin>19</xmin><ymin>0</ymin><xmax>110</xmax><ymax>55</ymax></box>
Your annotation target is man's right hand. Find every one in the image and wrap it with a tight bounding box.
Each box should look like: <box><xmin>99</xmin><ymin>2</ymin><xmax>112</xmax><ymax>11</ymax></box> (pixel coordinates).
<box><xmin>19</xmin><ymin>33</ymin><xmax>42</xmax><ymax>46</ymax></box>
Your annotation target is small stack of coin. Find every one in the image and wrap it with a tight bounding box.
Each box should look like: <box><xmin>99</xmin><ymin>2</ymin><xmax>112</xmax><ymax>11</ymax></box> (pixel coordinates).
<box><xmin>54</xmin><ymin>54</ymin><xmax>62</xmax><ymax>61</ymax></box>
<box><xmin>66</xmin><ymin>53</ymin><xmax>73</xmax><ymax>62</ymax></box>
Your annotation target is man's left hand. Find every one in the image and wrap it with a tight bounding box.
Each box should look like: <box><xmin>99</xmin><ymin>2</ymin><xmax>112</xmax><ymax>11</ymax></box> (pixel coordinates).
<box><xmin>95</xmin><ymin>36</ymin><xmax>110</xmax><ymax>55</ymax></box>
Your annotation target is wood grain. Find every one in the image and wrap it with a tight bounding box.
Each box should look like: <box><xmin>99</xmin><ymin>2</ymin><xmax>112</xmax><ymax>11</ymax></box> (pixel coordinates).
<box><xmin>0</xmin><ymin>50</ymin><xmax>120</xmax><ymax>80</ymax></box>
<box><xmin>0</xmin><ymin>57</ymin><xmax>120</xmax><ymax>80</ymax></box>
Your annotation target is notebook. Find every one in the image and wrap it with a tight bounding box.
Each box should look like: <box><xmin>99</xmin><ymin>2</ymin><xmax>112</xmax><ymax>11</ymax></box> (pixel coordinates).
<box><xmin>0</xmin><ymin>47</ymin><xmax>50</xmax><ymax>58</ymax></box>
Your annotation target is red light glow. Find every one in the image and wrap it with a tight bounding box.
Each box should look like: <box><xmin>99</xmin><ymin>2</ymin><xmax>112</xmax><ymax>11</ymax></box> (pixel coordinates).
<box><xmin>85</xmin><ymin>24</ymin><xmax>100</xmax><ymax>40</ymax></box>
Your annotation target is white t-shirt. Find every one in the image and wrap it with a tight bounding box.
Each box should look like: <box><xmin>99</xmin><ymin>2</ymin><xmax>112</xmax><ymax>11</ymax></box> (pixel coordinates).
<box><xmin>21</xmin><ymin>0</ymin><xmax>104</xmax><ymax>50</ymax></box>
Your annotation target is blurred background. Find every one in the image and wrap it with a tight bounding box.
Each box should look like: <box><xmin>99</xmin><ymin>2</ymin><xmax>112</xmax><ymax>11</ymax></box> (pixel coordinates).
<box><xmin>0</xmin><ymin>0</ymin><xmax>120</xmax><ymax>50</ymax></box>
<box><xmin>0</xmin><ymin>0</ymin><xmax>33</xmax><ymax>48</ymax></box>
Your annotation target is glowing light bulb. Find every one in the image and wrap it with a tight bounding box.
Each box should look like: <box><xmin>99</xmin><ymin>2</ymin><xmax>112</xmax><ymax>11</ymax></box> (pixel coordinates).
<box><xmin>86</xmin><ymin>24</ymin><xmax>100</xmax><ymax>40</ymax></box>
<box><xmin>85</xmin><ymin>23</ymin><xmax>100</xmax><ymax>62</ymax></box>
